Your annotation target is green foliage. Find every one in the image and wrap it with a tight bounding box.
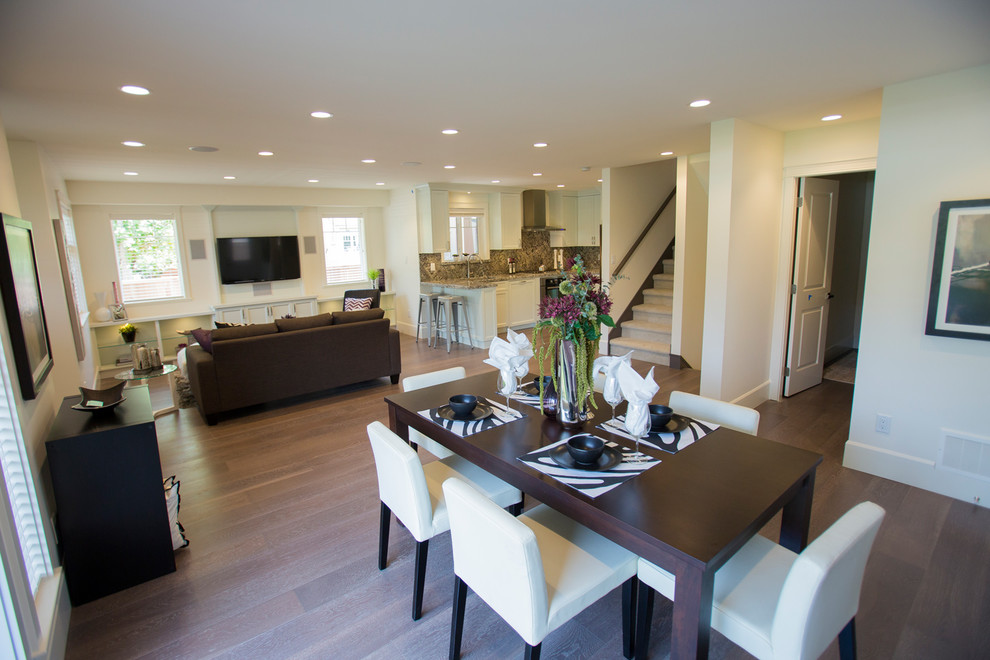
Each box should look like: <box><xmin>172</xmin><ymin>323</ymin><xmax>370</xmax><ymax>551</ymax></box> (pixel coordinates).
<box><xmin>118</xmin><ymin>323</ymin><xmax>136</xmax><ymax>335</ymax></box>
<box><xmin>367</xmin><ymin>268</ymin><xmax>380</xmax><ymax>281</ymax></box>
<box><xmin>112</xmin><ymin>219</ymin><xmax>178</xmax><ymax>279</ymax></box>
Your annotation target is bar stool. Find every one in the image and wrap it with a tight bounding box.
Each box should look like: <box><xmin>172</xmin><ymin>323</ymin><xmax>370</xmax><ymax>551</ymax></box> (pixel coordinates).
<box><xmin>415</xmin><ymin>291</ymin><xmax>439</xmax><ymax>346</ymax></box>
<box><xmin>434</xmin><ymin>295</ymin><xmax>474</xmax><ymax>352</ymax></box>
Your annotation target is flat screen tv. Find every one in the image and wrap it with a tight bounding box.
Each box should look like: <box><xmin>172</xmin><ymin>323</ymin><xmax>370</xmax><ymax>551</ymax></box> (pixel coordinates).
<box><xmin>216</xmin><ymin>236</ymin><xmax>301</xmax><ymax>285</ymax></box>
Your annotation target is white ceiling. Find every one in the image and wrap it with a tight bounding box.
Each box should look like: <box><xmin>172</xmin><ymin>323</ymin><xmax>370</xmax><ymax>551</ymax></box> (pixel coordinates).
<box><xmin>1</xmin><ymin>0</ymin><xmax>988</xmax><ymax>193</ymax></box>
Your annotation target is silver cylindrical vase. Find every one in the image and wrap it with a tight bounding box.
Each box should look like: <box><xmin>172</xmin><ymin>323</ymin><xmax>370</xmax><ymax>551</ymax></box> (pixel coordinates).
<box><xmin>555</xmin><ymin>339</ymin><xmax>587</xmax><ymax>428</ymax></box>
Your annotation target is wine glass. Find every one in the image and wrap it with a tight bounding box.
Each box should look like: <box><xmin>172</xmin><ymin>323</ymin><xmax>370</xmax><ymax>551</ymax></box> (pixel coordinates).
<box><xmin>603</xmin><ymin>375</ymin><xmax>622</xmax><ymax>428</ymax></box>
<box><xmin>497</xmin><ymin>369</ymin><xmax>518</xmax><ymax>415</ymax></box>
<box><xmin>624</xmin><ymin>402</ymin><xmax>650</xmax><ymax>462</ymax></box>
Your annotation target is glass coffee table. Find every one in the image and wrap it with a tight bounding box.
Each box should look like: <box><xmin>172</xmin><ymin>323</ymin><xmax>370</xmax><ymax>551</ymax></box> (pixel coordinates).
<box><xmin>114</xmin><ymin>364</ymin><xmax>179</xmax><ymax>417</ymax></box>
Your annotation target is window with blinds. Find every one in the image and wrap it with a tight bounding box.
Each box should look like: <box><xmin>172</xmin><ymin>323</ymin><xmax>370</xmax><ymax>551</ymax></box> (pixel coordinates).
<box><xmin>111</xmin><ymin>217</ymin><xmax>185</xmax><ymax>303</ymax></box>
<box><xmin>0</xmin><ymin>337</ymin><xmax>51</xmax><ymax>595</ymax></box>
<box><xmin>322</xmin><ymin>216</ymin><xmax>367</xmax><ymax>284</ymax></box>
<box><xmin>443</xmin><ymin>212</ymin><xmax>482</xmax><ymax>262</ymax></box>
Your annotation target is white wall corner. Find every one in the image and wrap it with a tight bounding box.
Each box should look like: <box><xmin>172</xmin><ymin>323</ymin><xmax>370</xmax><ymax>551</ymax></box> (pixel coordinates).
<box><xmin>30</xmin><ymin>568</ymin><xmax>69</xmax><ymax>660</ymax></box>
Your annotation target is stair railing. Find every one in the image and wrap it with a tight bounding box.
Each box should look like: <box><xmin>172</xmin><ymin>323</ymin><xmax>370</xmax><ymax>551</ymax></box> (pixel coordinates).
<box><xmin>612</xmin><ymin>187</ymin><xmax>676</xmax><ymax>276</ymax></box>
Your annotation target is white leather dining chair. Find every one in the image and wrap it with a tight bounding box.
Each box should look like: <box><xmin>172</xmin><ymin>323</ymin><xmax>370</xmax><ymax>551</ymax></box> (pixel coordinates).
<box><xmin>635</xmin><ymin>501</ymin><xmax>885</xmax><ymax>660</ymax></box>
<box><xmin>401</xmin><ymin>367</ymin><xmax>466</xmax><ymax>459</ymax></box>
<box><xmin>366</xmin><ymin>422</ymin><xmax>522</xmax><ymax>621</ymax></box>
<box><xmin>442</xmin><ymin>476</ymin><xmax>639</xmax><ymax>660</ymax></box>
<box><xmin>668</xmin><ymin>390</ymin><xmax>761</xmax><ymax>435</ymax></box>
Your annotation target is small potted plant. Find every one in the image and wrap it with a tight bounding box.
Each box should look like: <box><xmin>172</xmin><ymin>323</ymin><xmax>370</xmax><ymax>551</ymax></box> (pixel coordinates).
<box><xmin>119</xmin><ymin>323</ymin><xmax>137</xmax><ymax>343</ymax></box>
<box><xmin>368</xmin><ymin>268</ymin><xmax>381</xmax><ymax>290</ymax></box>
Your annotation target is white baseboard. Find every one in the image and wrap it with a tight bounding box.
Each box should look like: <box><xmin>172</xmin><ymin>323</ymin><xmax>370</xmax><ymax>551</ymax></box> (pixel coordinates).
<box><xmin>731</xmin><ymin>380</ymin><xmax>770</xmax><ymax>409</ymax></box>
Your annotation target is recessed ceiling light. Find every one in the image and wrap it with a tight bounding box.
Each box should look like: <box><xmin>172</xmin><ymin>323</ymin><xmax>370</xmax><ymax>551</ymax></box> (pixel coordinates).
<box><xmin>534</xmin><ymin>142</ymin><xmax>548</xmax><ymax>148</ymax></box>
<box><xmin>123</xmin><ymin>171</ymin><xmax>139</xmax><ymax>176</ymax></box>
<box><xmin>689</xmin><ymin>99</ymin><xmax>711</xmax><ymax>108</ymax></box>
<box><xmin>580</xmin><ymin>166</ymin><xmax>591</xmax><ymax>172</ymax></box>
<box><xmin>491</xmin><ymin>180</ymin><xmax>501</xmax><ymax>184</ymax></box>
<box><xmin>120</xmin><ymin>85</ymin><xmax>150</xmax><ymax>96</ymax></box>
<box><xmin>375</xmin><ymin>182</ymin><xmax>386</xmax><ymax>186</ymax></box>
<box><xmin>189</xmin><ymin>145</ymin><xmax>218</xmax><ymax>152</ymax></box>
<box><xmin>362</xmin><ymin>159</ymin><xmax>376</xmax><ymax>164</ymax></box>
<box><xmin>444</xmin><ymin>165</ymin><xmax>456</xmax><ymax>169</ymax></box>
<box><xmin>122</xmin><ymin>140</ymin><xmax>145</xmax><ymax>147</ymax></box>
<box><xmin>660</xmin><ymin>151</ymin><xmax>674</xmax><ymax>156</ymax></box>
<box><xmin>308</xmin><ymin>179</ymin><xmax>319</xmax><ymax>183</ymax></box>
<box><xmin>223</xmin><ymin>175</ymin><xmax>236</xmax><ymax>180</ymax></box>
<box><xmin>533</xmin><ymin>172</ymin><xmax>543</xmax><ymax>177</ymax></box>
<box><xmin>598</xmin><ymin>178</ymin><xmax>603</xmax><ymax>182</ymax></box>
<box><xmin>557</xmin><ymin>184</ymin><xmax>565</xmax><ymax>188</ymax></box>
<box><xmin>442</xmin><ymin>129</ymin><xmax>459</xmax><ymax>135</ymax></box>
<box><xmin>310</xmin><ymin>111</ymin><xmax>333</xmax><ymax>119</ymax></box>
<box><xmin>258</xmin><ymin>151</ymin><xmax>274</xmax><ymax>156</ymax></box>
<box><xmin>821</xmin><ymin>114</ymin><xmax>842</xmax><ymax>121</ymax></box>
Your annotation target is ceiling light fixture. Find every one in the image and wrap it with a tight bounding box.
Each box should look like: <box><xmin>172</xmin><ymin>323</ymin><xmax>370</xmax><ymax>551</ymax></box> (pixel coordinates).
<box><xmin>122</xmin><ymin>141</ymin><xmax>145</xmax><ymax>147</ymax></box>
<box><xmin>689</xmin><ymin>99</ymin><xmax>711</xmax><ymax>108</ymax></box>
<box><xmin>442</xmin><ymin>129</ymin><xmax>459</xmax><ymax>135</ymax></box>
<box><xmin>491</xmin><ymin>180</ymin><xmax>501</xmax><ymax>184</ymax></box>
<box><xmin>534</xmin><ymin>142</ymin><xmax>548</xmax><ymax>148</ymax></box>
<box><xmin>821</xmin><ymin>114</ymin><xmax>842</xmax><ymax>121</ymax></box>
<box><xmin>533</xmin><ymin>172</ymin><xmax>543</xmax><ymax>177</ymax></box>
<box><xmin>444</xmin><ymin>165</ymin><xmax>456</xmax><ymax>169</ymax></box>
<box><xmin>598</xmin><ymin>178</ymin><xmax>603</xmax><ymax>183</ymax></box>
<box><xmin>310</xmin><ymin>111</ymin><xmax>333</xmax><ymax>119</ymax></box>
<box><xmin>375</xmin><ymin>182</ymin><xmax>386</xmax><ymax>186</ymax></box>
<box><xmin>361</xmin><ymin>159</ymin><xmax>376</xmax><ymax>164</ymax></box>
<box><xmin>123</xmin><ymin>171</ymin><xmax>139</xmax><ymax>176</ymax></box>
<box><xmin>223</xmin><ymin>176</ymin><xmax>236</xmax><ymax>180</ymax></box>
<box><xmin>189</xmin><ymin>145</ymin><xmax>218</xmax><ymax>152</ymax></box>
<box><xmin>120</xmin><ymin>85</ymin><xmax>150</xmax><ymax>96</ymax></box>
<box><xmin>403</xmin><ymin>161</ymin><xmax>422</xmax><ymax>167</ymax></box>
<box><xmin>308</xmin><ymin>179</ymin><xmax>319</xmax><ymax>183</ymax></box>
<box><xmin>557</xmin><ymin>184</ymin><xmax>565</xmax><ymax>188</ymax></box>
<box><xmin>258</xmin><ymin>151</ymin><xmax>274</xmax><ymax>156</ymax></box>
<box><xmin>660</xmin><ymin>151</ymin><xmax>674</xmax><ymax>156</ymax></box>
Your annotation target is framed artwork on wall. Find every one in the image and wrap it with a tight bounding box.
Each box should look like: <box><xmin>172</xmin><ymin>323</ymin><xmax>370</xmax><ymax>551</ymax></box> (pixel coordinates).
<box><xmin>0</xmin><ymin>214</ymin><xmax>54</xmax><ymax>399</ymax></box>
<box><xmin>925</xmin><ymin>198</ymin><xmax>990</xmax><ymax>341</ymax></box>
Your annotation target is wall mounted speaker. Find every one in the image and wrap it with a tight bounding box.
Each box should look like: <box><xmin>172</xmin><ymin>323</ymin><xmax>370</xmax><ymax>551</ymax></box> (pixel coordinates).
<box><xmin>303</xmin><ymin>236</ymin><xmax>317</xmax><ymax>254</ymax></box>
<box><xmin>189</xmin><ymin>239</ymin><xmax>207</xmax><ymax>260</ymax></box>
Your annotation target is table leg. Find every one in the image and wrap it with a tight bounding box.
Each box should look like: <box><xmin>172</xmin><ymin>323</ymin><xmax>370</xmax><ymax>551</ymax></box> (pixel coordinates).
<box><xmin>671</xmin><ymin>564</ymin><xmax>714</xmax><ymax>660</ymax></box>
<box><xmin>388</xmin><ymin>406</ymin><xmax>412</xmax><ymax>444</ymax></box>
<box><xmin>780</xmin><ymin>470</ymin><xmax>816</xmax><ymax>552</ymax></box>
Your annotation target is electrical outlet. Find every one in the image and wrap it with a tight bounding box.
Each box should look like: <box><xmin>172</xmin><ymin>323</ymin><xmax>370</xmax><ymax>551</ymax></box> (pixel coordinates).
<box><xmin>875</xmin><ymin>414</ymin><xmax>892</xmax><ymax>434</ymax></box>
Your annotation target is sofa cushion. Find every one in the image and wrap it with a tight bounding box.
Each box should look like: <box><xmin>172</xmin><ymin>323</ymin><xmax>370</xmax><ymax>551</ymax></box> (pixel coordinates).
<box><xmin>332</xmin><ymin>308</ymin><xmax>385</xmax><ymax>324</ymax></box>
<box><xmin>190</xmin><ymin>328</ymin><xmax>213</xmax><ymax>354</ymax></box>
<box><xmin>212</xmin><ymin>323</ymin><xmax>279</xmax><ymax>342</ymax></box>
<box><xmin>215</xmin><ymin>320</ymin><xmax>247</xmax><ymax>329</ymax></box>
<box><xmin>344</xmin><ymin>297</ymin><xmax>373</xmax><ymax>311</ymax></box>
<box><xmin>276</xmin><ymin>313</ymin><xmax>332</xmax><ymax>332</ymax></box>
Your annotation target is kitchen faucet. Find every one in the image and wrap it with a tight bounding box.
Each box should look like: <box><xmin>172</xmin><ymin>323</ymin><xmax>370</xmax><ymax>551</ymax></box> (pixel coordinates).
<box><xmin>464</xmin><ymin>253</ymin><xmax>478</xmax><ymax>279</ymax></box>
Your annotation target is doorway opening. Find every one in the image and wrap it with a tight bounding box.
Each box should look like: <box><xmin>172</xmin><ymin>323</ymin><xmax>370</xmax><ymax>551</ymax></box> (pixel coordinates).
<box><xmin>784</xmin><ymin>170</ymin><xmax>875</xmax><ymax>395</ymax></box>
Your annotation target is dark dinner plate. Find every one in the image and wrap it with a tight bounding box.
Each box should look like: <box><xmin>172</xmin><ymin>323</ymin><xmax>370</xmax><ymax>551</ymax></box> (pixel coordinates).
<box><xmin>549</xmin><ymin>444</ymin><xmax>623</xmax><ymax>471</ymax></box>
<box><xmin>650</xmin><ymin>414</ymin><xmax>691</xmax><ymax>435</ymax></box>
<box><xmin>436</xmin><ymin>403</ymin><xmax>494</xmax><ymax>422</ymax></box>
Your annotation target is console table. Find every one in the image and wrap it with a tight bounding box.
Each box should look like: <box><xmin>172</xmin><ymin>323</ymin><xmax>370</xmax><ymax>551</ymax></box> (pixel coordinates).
<box><xmin>45</xmin><ymin>386</ymin><xmax>176</xmax><ymax>605</ymax></box>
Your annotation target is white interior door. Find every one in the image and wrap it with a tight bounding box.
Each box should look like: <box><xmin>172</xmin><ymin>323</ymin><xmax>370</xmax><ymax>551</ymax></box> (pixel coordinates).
<box><xmin>784</xmin><ymin>177</ymin><xmax>840</xmax><ymax>396</ymax></box>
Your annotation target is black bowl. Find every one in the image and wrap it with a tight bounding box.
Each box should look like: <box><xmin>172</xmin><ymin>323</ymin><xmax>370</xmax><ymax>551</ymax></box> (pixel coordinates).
<box><xmin>448</xmin><ymin>394</ymin><xmax>478</xmax><ymax>418</ymax></box>
<box><xmin>649</xmin><ymin>405</ymin><xmax>674</xmax><ymax>431</ymax></box>
<box><xmin>567</xmin><ymin>435</ymin><xmax>605</xmax><ymax>465</ymax></box>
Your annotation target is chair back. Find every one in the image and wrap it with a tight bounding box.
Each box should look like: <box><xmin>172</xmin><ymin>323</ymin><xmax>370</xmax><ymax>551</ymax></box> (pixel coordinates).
<box><xmin>442</xmin><ymin>477</ymin><xmax>549</xmax><ymax>644</ymax></box>
<box><xmin>772</xmin><ymin>501</ymin><xmax>885</xmax><ymax>659</ymax></box>
<box><xmin>366</xmin><ymin>422</ymin><xmax>434</xmax><ymax>542</ymax></box>
<box><xmin>668</xmin><ymin>391</ymin><xmax>760</xmax><ymax>435</ymax></box>
<box><xmin>343</xmin><ymin>289</ymin><xmax>381</xmax><ymax>309</ymax></box>
<box><xmin>401</xmin><ymin>367</ymin><xmax>467</xmax><ymax>459</ymax></box>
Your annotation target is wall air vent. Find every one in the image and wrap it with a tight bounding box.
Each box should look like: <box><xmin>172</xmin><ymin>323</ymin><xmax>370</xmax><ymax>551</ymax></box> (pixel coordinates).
<box><xmin>937</xmin><ymin>429</ymin><xmax>990</xmax><ymax>482</ymax></box>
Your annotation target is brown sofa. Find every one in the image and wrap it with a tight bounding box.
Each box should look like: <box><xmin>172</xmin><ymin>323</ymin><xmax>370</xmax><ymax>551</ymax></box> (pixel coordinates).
<box><xmin>185</xmin><ymin>309</ymin><xmax>401</xmax><ymax>424</ymax></box>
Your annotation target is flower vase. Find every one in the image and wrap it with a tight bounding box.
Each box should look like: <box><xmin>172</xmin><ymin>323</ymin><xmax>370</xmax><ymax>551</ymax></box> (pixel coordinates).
<box><xmin>94</xmin><ymin>291</ymin><xmax>112</xmax><ymax>322</ymax></box>
<box><xmin>555</xmin><ymin>339</ymin><xmax>587</xmax><ymax>427</ymax></box>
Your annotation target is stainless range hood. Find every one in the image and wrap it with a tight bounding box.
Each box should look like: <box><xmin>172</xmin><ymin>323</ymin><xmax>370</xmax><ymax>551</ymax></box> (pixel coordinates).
<box><xmin>522</xmin><ymin>190</ymin><xmax>565</xmax><ymax>231</ymax></box>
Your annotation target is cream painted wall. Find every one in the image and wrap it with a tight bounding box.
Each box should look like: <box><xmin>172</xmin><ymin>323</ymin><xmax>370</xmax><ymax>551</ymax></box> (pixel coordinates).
<box><xmin>672</xmin><ymin>154</ymin><xmax>709</xmax><ymax>368</ymax></box>
<box><xmin>702</xmin><ymin>119</ymin><xmax>784</xmax><ymax>405</ymax></box>
<box><xmin>384</xmin><ymin>188</ymin><xmax>421</xmax><ymax>336</ymax></box>
<box><xmin>67</xmin><ymin>181</ymin><xmax>391</xmax><ymax>320</ymax></box>
<box><xmin>844</xmin><ymin>64</ymin><xmax>990</xmax><ymax>506</ymax></box>
<box><xmin>783</xmin><ymin>118</ymin><xmax>880</xmax><ymax>171</ymax></box>
<box><xmin>602</xmin><ymin>159</ymin><xmax>677</xmax><ymax>352</ymax></box>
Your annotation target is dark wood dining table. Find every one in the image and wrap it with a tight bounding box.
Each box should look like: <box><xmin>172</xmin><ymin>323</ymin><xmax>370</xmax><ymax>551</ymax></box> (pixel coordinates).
<box><xmin>385</xmin><ymin>371</ymin><xmax>822</xmax><ymax>660</ymax></box>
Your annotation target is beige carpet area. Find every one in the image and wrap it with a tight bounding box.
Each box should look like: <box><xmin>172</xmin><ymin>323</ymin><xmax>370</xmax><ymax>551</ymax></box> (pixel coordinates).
<box><xmin>823</xmin><ymin>350</ymin><xmax>857</xmax><ymax>384</ymax></box>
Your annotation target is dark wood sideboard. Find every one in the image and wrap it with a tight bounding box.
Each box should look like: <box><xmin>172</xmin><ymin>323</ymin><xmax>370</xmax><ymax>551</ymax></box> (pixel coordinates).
<box><xmin>45</xmin><ymin>386</ymin><xmax>175</xmax><ymax>605</ymax></box>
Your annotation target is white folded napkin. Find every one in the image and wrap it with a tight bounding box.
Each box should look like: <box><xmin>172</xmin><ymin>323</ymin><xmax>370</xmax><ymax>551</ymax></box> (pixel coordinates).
<box><xmin>484</xmin><ymin>331</ymin><xmax>532</xmax><ymax>394</ymax></box>
<box><xmin>505</xmin><ymin>328</ymin><xmax>534</xmax><ymax>378</ymax></box>
<box><xmin>592</xmin><ymin>350</ymin><xmax>633</xmax><ymax>403</ymax></box>
<box><xmin>617</xmin><ymin>362</ymin><xmax>657</xmax><ymax>438</ymax></box>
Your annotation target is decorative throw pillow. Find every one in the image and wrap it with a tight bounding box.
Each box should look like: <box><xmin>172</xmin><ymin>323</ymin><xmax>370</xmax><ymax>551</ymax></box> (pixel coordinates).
<box><xmin>331</xmin><ymin>308</ymin><xmax>385</xmax><ymax>324</ymax></box>
<box><xmin>214</xmin><ymin>320</ymin><xmax>247</xmax><ymax>329</ymax></box>
<box><xmin>163</xmin><ymin>476</ymin><xmax>189</xmax><ymax>550</ymax></box>
<box><xmin>343</xmin><ymin>297</ymin><xmax>373</xmax><ymax>311</ymax></box>
<box><xmin>190</xmin><ymin>328</ymin><xmax>213</xmax><ymax>354</ymax></box>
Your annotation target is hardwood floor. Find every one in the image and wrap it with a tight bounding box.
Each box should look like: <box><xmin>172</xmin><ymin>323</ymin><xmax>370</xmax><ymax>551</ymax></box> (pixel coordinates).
<box><xmin>65</xmin><ymin>334</ymin><xmax>990</xmax><ymax>659</ymax></box>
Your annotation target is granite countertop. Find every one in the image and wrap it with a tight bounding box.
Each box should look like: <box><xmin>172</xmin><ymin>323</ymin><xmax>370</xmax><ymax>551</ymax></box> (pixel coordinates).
<box><xmin>424</xmin><ymin>272</ymin><xmax>560</xmax><ymax>289</ymax></box>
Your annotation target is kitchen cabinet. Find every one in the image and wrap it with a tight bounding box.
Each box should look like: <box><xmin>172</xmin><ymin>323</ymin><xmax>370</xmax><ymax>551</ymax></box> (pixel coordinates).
<box><xmin>489</xmin><ymin>192</ymin><xmax>522</xmax><ymax>250</ymax></box>
<box><xmin>46</xmin><ymin>387</ymin><xmax>175</xmax><ymax>604</ymax></box>
<box><xmin>213</xmin><ymin>296</ymin><xmax>318</xmax><ymax>325</ymax></box>
<box><xmin>496</xmin><ymin>283</ymin><xmax>508</xmax><ymax>327</ymax></box>
<box><xmin>549</xmin><ymin>192</ymin><xmax>581</xmax><ymax>247</ymax></box>
<box><xmin>416</xmin><ymin>186</ymin><xmax>450</xmax><ymax>253</ymax></box>
<box><xmin>577</xmin><ymin>193</ymin><xmax>601</xmax><ymax>246</ymax></box>
<box><xmin>506</xmin><ymin>278</ymin><xmax>539</xmax><ymax>328</ymax></box>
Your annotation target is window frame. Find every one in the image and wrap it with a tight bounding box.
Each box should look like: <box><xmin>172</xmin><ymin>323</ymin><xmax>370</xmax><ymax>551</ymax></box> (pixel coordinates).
<box><xmin>109</xmin><ymin>214</ymin><xmax>188</xmax><ymax>304</ymax></box>
<box><xmin>320</xmin><ymin>214</ymin><xmax>368</xmax><ymax>286</ymax></box>
<box><xmin>443</xmin><ymin>208</ymin><xmax>485</xmax><ymax>263</ymax></box>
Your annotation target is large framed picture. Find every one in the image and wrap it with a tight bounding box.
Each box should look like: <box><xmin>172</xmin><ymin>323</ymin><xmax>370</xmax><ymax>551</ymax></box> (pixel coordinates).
<box><xmin>0</xmin><ymin>214</ymin><xmax>54</xmax><ymax>399</ymax></box>
<box><xmin>925</xmin><ymin>198</ymin><xmax>990</xmax><ymax>341</ymax></box>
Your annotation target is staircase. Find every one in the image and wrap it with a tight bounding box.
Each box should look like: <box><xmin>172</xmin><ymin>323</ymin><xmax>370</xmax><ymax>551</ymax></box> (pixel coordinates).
<box><xmin>609</xmin><ymin>258</ymin><xmax>673</xmax><ymax>366</ymax></box>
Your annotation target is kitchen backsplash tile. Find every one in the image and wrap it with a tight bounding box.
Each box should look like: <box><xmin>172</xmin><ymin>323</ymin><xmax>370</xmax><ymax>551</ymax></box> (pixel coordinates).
<box><xmin>420</xmin><ymin>232</ymin><xmax>600</xmax><ymax>281</ymax></box>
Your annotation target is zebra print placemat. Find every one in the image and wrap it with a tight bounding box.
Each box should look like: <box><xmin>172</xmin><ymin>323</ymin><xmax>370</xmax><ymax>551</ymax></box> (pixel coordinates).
<box><xmin>419</xmin><ymin>397</ymin><xmax>526</xmax><ymax>437</ymax></box>
<box><xmin>518</xmin><ymin>436</ymin><xmax>660</xmax><ymax>499</ymax></box>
